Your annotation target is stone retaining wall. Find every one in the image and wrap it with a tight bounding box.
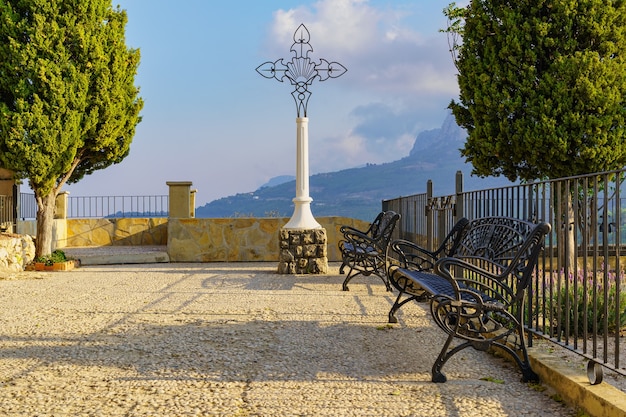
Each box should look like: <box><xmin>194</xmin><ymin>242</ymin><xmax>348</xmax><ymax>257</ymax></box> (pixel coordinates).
<box><xmin>0</xmin><ymin>233</ymin><xmax>35</xmax><ymax>272</ymax></box>
<box><xmin>63</xmin><ymin>218</ymin><xmax>168</xmax><ymax>247</ymax></box>
<box><xmin>14</xmin><ymin>216</ymin><xmax>369</xmax><ymax>264</ymax></box>
<box><xmin>168</xmin><ymin>217</ymin><xmax>366</xmax><ymax>262</ymax></box>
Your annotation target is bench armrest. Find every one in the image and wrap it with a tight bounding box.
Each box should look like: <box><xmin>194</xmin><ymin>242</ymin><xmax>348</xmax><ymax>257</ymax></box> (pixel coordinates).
<box><xmin>340</xmin><ymin>224</ymin><xmax>370</xmax><ymax>236</ymax></box>
<box><xmin>388</xmin><ymin>239</ymin><xmax>439</xmax><ymax>271</ymax></box>
<box><xmin>434</xmin><ymin>256</ymin><xmax>516</xmax><ymax>307</ymax></box>
<box><xmin>341</xmin><ymin>229</ymin><xmax>381</xmax><ymax>253</ymax></box>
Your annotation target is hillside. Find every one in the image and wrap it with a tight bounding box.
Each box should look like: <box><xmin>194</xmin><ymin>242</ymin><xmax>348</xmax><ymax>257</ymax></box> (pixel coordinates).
<box><xmin>196</xmin><ymin>114</ymin><xmax>516</xmax><ymax>221</ymax></box>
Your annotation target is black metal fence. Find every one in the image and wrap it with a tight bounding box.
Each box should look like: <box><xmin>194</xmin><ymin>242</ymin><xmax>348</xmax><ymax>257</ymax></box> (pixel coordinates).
<box><xmin>19</xmin><ymin>193</ymin><xmax>36</xmax><ymax>220</ymax></box>
<box><xmin>66</xmin><ymin>195</ymin><xmax>168</xmax><ymax>218</ymax></box>
<box><xmin>0</xmin><ymin>194</ymin><xmax>13</xmax><ymax>229</ymax></box>
<box><xmin>16</xmin><ymin>193</ymin><xmax>168</xmax><ymax>219</ymax></box>
<box><xmin>384</xmin><ymin>170</ymin><xmax>625</xmax><ymax>377</ymax></box>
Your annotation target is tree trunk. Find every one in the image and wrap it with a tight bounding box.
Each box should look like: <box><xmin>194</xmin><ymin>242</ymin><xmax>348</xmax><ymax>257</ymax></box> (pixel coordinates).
<box><xmin>558</xmin><ymin>187</ymin><xmax>577</xmax><ymax>274</ymax></box>
<box><xmin>35</xmin><ymin>193</ymin><xmax>57</xmax><ymax>258</ymax></box>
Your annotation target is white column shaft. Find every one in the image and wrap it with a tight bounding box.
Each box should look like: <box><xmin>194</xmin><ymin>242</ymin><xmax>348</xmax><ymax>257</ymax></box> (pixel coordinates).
<box><xmin>295</xmin><ymin>117</ymin><xmax>309</xmax><ymax>199</ymax></box>
<box><xmin>283</xmin><ymin>117</ymin><xmax>321</xmax><ymax>229</ymax></box>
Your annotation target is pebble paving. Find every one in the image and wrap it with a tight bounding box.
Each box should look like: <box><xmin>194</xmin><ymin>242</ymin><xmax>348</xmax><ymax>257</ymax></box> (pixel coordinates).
<box><xmin>0</xmin><ymin>263</ymin><xmax>577</xmax><ymax>416</ymax></box>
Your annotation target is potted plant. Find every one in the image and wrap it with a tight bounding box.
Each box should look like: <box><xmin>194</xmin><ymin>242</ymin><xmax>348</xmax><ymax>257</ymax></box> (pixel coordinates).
<box><xmin>31</xmin><ymin>250</ymin><xmax>79</xmax><ymax>271</ymax></box>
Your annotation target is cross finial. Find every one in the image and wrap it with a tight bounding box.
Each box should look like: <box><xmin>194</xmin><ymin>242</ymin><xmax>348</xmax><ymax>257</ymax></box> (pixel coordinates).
<box><xmin>256</xmin><ymin>24</ymin><xmax>347</xmax><ymax>117</ymax></box>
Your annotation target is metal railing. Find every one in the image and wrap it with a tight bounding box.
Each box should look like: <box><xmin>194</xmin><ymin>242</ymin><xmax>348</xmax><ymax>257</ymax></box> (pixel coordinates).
<box><xmin>0</xmin><ymin>195</ymin><xmax>12</xmax><ymax>229</ymax></box>
<box><xmin>67</xmin><ymin>195</ymin><xmax>168</xmax><ymax>218</ymax></box>
<box><xmin>16</xmin><ymin>193</ymin><xmax>169</xmax><ymax>219</ymax></box>
<box><xmin>19</xmin><ymin>193</ymin><xmax>36</xmax><ymax>220</ymax></box>
<box><xmin>384</xmin><ymin>170</ymin><xmax>626</xmax><ymax>377</ymax></box>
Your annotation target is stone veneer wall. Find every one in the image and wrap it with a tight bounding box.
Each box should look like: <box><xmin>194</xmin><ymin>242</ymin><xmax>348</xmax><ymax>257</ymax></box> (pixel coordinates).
<box><xmin>278</xmin><ymin>228</ymin><xmax>328</xmax><ymax>274</ymax></box>
<box><xmin>16</xmin><ymin>216</ymin><xmax>369</xmax><ymax>263</ymax></box>
<box><xmin>63</xmin><ymin>218</ymin><xmax>168</xmax><ymax>247</ymax></box>
<box><xmin>0</xmin><ymin>233</ymin><xmax>35</xmax><ymax>272</ymax></box>
<box><xmin>168</xmin><ymin>217</ymin><xmax>368</xmax><ymax>262</ymax></box>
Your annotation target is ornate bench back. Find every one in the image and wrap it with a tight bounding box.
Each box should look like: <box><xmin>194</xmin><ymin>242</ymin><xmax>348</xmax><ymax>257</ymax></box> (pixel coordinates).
<box><xmin>372</xmin><ymin>211</ymin><xmax>400</xmax><ymax>251</ymax></box>
<box><xmin>453</xmin><ymin>217</ymin><xmax>551</xmax><ymax>299</ymax></box>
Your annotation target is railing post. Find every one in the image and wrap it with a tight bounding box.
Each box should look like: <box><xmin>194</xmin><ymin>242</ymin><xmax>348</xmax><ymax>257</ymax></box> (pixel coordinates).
<box><xmin>426</xmin><ymin>179</ymin><xmax>433</xmax><ymax>251</ymax></box>
<box><xmin>166</xmin><ymin>181</ymin><xmax>193</xmax><ymax>219</ymax></box>
<box><xmin>455</xmin><ymin>170</ymin><xmax>464</xmax><ymax>221</ymax></box>
<box><xmin>12</xmin><ymin>183</ymin><xmax>18</xmax><ymax>232</ymax></box>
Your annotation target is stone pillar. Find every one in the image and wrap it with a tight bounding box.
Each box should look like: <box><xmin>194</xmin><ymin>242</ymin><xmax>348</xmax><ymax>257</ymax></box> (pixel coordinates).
<box><xmin>167</xmin><ymin>181</ymin><xmax>192</xmax><ymax>218</ymax></box>
<box><xmin>190</xmin><ymin>189</ymin><xmax>197</xmax><ymax>218</ymax></box>
<box><xmin>55</xmin><ymin>191</ymin><xmax>69</xmax><ymax>219</ymax></box>
<box><xmin>278</xmin><ymin>228</ymin><xmax>328</xmax><ymax>274</ymax></box>
<box><xmin>277</xmin><ymin>118</ymin><xmax>328</xmax><ymax>274</ymax></box>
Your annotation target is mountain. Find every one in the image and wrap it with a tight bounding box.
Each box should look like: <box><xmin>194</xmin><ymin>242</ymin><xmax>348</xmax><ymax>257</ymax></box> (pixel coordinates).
<box><xmin>258</xmin><ymin>175</ymin><xmax>295</xmax><ymax>189</ymax></box>
<box><xmin>195</xmin><ymin>114</ymin><xmax>516</xmax><ymax>221</ymax></box>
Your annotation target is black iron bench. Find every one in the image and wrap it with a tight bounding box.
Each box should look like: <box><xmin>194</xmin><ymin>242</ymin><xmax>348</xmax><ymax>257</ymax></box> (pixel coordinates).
<box><xmin>338</xmin><ymin>211</ymin><xmax>400</xmax><ymax>291</ymax></box>
<box><xmin>387</xmin><ymin>216</ymin><xmax>551</xmax><ymax>383</ymax></box>
<box><xmin>386</xmin><ymin>217</ymin><xmax>470</xmax><ymax>323</ymax></box>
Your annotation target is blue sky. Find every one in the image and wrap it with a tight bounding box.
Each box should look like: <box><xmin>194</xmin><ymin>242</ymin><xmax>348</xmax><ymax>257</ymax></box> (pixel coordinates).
<box><xmin>64</xmin><ymin>0</ymin><xmax>461</xmax><ymax>206</ymax></box>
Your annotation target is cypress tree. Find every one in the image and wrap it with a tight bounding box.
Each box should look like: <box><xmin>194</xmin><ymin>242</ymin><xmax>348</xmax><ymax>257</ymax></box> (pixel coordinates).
<box><xmin>447</xmin><ymin>0</ymin><xmax>626</xmax><ymax>182</ymax></box>
<box><xmin>0</xmin><ymin>0</ymin><xmax>143</xmax><ymax>256</ymax></box>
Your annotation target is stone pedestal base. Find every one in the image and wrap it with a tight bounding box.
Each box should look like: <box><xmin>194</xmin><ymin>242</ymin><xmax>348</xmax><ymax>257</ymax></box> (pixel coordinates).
<box><xmin>278</xmin><ymin>228</ymin><xmax>328</xmax><ymax>274</ymax></box>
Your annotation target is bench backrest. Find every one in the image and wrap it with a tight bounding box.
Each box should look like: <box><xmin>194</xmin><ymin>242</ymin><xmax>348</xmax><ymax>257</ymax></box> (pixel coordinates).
<box><xmin>435</xmin><ymin>217</ymin><xmax>470</xmax><ymax>258</ymax></box>
<box><xmin>372</xmin><ymin>211</ymin><xmax>400</xmax><ymax>250</ymax></box>
<box><xmin>368</xmin><ymin>211</ymin><xmax>397</xmax><ymax>238</ymax></box>
<box><xmin>453</xmin><ymin>217</ymin><xmax>551</xmax><ymax>295</ymax></box>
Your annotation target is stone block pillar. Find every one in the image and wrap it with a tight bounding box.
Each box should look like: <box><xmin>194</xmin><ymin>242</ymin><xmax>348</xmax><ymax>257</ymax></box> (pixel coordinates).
<box><xmin>167</xmin><ymin>181</ymin><xmax>193</xmax><ymax>218</ymax></box>
<box><xmin>278</xmin><ymin>228</ymin><xmax>328</xmax><ymax>274</ymax></box>
<box><xmin>55</xmin><ymin>191</ymin><xmax>69</xmax><ymax>219</ymax></box>
<box><xmin>190</xmin><ymin>189</ymin><xmax>197</xmax><ymax>218</ymax></box>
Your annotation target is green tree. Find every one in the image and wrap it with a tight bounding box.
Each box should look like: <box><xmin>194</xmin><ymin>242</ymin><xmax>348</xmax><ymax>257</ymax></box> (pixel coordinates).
<box><xmin>0</xmin><ymin>0</ymin><xmax>143</xmax><ymax>257</ymax></box>
<box><xmin>446</xmin><ymin>0</ymin><xmax>626</xmax><ymax>182</ymax></box>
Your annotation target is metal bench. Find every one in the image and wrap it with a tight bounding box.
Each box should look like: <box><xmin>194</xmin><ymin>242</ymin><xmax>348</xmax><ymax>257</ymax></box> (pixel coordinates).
<box><xmin>338</xmin><ymin>211</ymin><xmax>400</xmax><ymax>291</ymax></box>
<box><xmin>386</xmin><ymin>217</ymin><xmax>470</xmax><ymax>323</ymax></box>
<box><xmin>387</xmin><ymin>217</ymin><xmax>551</xmax><ymax>383</ymax></box>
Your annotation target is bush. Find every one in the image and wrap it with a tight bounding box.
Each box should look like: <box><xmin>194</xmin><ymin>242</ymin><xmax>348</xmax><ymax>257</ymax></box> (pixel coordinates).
<box><xmin>548</xmin><ymin>269</ymin><xmax>626</xmax><ymax>336</ymax></box>
<box><xmin>35</xmin><ymin>250</ymin><xmax>69</xmax><ymax>266</ymax></box>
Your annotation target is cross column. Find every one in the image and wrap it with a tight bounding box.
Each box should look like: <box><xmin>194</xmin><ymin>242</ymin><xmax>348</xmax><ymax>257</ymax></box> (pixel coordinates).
<box><xmin>257</xmin><ymin>24</ymin><xmax>346</xmax><ymax>274</ymax></box>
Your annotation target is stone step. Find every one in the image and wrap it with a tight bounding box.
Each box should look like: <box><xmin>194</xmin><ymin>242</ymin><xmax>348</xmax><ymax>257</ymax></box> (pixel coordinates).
<box><xmin>62</xmin><ymin>246</ymin><xmax>169</xmax><ymax>265</ymax></box>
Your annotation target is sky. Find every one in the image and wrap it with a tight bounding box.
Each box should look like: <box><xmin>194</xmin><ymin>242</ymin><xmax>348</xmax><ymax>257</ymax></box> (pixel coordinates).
<box><xmin>63</xmin><ymin>0</ymin><xmax>462</xmax><ymax>206</ymax></box>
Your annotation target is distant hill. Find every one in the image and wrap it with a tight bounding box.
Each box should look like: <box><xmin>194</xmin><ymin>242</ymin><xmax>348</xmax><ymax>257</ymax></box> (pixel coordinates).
<box><xmin>196</xmin><ymin>114</ymin><xmax>516</xmax><ymax>221</ymax></box>
<box><xmin>258</xmin><ymin>175</ymin><xmax>295</xmax><ymax>189</ymax></box>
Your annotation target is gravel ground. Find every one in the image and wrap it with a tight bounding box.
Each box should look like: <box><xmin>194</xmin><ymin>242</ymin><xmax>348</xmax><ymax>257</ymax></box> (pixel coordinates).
<box><xmin>0</xmin><ymin>263</ymin><xmax>579</xmax><ymax>416</ymax></box>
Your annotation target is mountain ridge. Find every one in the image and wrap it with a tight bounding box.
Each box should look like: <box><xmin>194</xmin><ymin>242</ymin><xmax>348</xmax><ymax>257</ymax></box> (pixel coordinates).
<box><xmin>196</xmin><ymin>115</ymin><xmax>516</xmax><ymax>221</ymax></box>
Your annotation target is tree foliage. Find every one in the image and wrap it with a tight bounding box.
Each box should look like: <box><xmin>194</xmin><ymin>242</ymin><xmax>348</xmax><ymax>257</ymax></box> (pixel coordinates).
<box><xmin>0</xmin><ymin>0</ymin><xmax>142</xmax><ymax>255</ymax></box>
<box><xmin>446</xmin><ymin>0</ymin><xmax>626</xmax><ymax>182</ymax></box>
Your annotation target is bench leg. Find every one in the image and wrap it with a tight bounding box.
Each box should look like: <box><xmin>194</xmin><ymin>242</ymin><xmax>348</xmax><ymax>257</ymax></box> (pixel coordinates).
<box><xmin>431</xmin><ymin>332</ymin><xmax>469</xmax><ymax>383</ymax></box>
<box><xmin>388</xmin><ymin>292</ymin><xmax>419</xmax><ymax>323</ymax></box>
<box><xmin>496</xmin><ymin>328</ymin><xmax>540</xmax><ymax>383</ymax></box>
<box><xmin>342</xmin><ymin>266</ymin><xmax>360</xmax><ymax>291</ymax></box>
<box><xmin>429</xmin><ymin>299</ymin><xmax>540</xmax><ymax>383</ymax></box>
<box><xmin>520</xmin><ymin>362</ymin><xmax>539</xmax><ymax>383</ymax></box>
<box><xmin>342</xmin><ymin>259</ymin><xmax>391</xmax><ymax>292</ymax></box>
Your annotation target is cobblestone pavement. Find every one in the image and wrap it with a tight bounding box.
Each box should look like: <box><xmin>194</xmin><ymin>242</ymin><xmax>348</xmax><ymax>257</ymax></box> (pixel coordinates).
<box><xmin>0</xmin><ymin>263</ymin><xmax>577</xmax><ymax>416</ymax></box>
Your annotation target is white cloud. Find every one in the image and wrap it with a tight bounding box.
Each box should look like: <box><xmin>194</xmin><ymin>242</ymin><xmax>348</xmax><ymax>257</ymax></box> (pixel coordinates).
<box><xmin>263</xmin><ymin>0</ymin><xmax>458</xmax><ymax>173</ymax></box>
<box><xmin>268</xmin><ymin>0</ymin><xmax>456</xmax><ymax>95</ymax></box>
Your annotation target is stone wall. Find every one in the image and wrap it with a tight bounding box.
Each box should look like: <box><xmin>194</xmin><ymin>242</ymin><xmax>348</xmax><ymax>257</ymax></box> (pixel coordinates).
<box><xmin>63</xmin><ymin>218</ymin><xmax>168</xmax><ymax>247</ymax></box>
<box><xmin>16</xmin><ymin>216</ymin><xmax>369</xmax><ymax>263</ymax></box>
<box><xmin>168</xmin><ymin>216</ymin><xmax>368</xmax><ymax>262</ymax></box>
<box><xmin>0</xmin><ymin>233</ymin><xmax>35</xmax><ymax>272</ymax></box>
<box><xmin>278</xmin><ymin>228</ymin><xmax>328</xmax><ymax>274</ymax></box>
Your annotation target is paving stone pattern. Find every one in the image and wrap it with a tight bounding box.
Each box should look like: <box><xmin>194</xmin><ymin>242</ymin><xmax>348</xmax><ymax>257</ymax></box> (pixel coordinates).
<box><xmin>0</xmin><ymin>263</ymin><xmax>576</xmax><ymax>416</ymax></box>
